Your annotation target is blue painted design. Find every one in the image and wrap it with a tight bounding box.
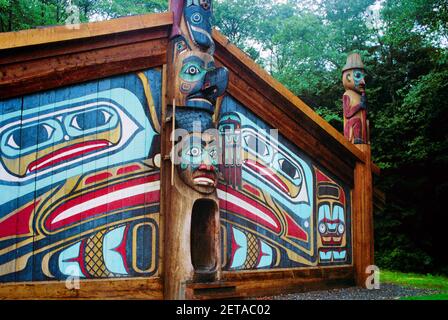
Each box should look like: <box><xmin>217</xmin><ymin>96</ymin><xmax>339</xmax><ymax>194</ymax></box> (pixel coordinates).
<box><xmin>0</xmin><ymin>70</ymin><xmax>161</xmax><ymax>283</ymax></box>
<box><xmin>219</xmin><ymin>95</ymin><xmax>352</xmax><ymax>269</ymax></box>
<box><xmin>258</xmin><ymin>240</ymin><xmax>273</xmax><ymax>268</ymax></box>
<box><xmin>103</xmin><ymin>226</ymin><xmax>128</xmax><ymax>275</ymax></box>
<box><xmin>59</xmin><ymin>241</ymin><xmax>85</xmax><ymax>278</ymax></box>
<box><xmin>230</xmin><ymin>227</ymin><xmax>247</xmax><ymax>269</ymax></box>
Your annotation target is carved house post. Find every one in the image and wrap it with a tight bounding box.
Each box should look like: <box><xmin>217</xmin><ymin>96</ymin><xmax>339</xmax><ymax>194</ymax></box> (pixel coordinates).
<box><xmin>163</xmin><ymin>0</ymin><xmax>228</xmax><ymax>299</ymax></box>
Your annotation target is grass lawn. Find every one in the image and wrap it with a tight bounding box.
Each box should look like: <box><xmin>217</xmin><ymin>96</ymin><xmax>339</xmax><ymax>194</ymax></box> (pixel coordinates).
<box><xmin>381</xmin><ymin>270</ymin><xmax>448</xmax><ymax>300</ymax></box>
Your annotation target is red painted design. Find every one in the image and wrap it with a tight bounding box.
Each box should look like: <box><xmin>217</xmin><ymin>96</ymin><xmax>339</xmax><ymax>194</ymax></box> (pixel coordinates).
<box><xmin>64</xmin><ymin>239</ymin><xmax>89</xmax><ymax>278</ymax></box>
<box><xmin>244</xmin><ymin>159</ymin><xmax>289</xmax><ymax>194</ymax></box>
<box><xmin>243</xmin><ymin>183</ymin><xmax>260</xmax><ymax>197</ymax></box>
<box><xmin>218</xmin><ymin>184</ymin><xmax>281</xmax><ymax>233</ymax></box>
<box><xmin>27</xmin><ymin>140</ymin><xmax>111</xmax><ymax>173</ymax></box>
<box><xmin>46</xmin><ymin>173</ymin><xmax>160</xmax><ymax>230</ymax></box>
<box><xmin>112</xmin><ymin>225</ymin><xmax>130</xmax><ymax>273</ymax></box>
<box><xmin>284</xmin><ymin>213</ymin><xmax>308</xmax><ymax>241</ymax></box>
<box><xmin>0</xmin><ymin>201</ymin><xmax>39</xmax><ymax>238</ymax></box>
<box><xmin>316</xmin><ymin>169</ymin><xmax>345</xmax><ymax>204</ymax></box>
<box><xmin>85</xmin><ymin>172</ymin><xmax>113</xmax><ymax>185</ymax></box>
<box><xmin>316</xmin><ymin>170</ymin><xmax>331</xmax><ymax>184</ymax></box>
<box><xmin>339</xmin><ymin>188</ymin><xmax>346</xmax><ymax>205</ymax></box>
<box><xmin>117</xmin><ymin>165</ymin><xmax>141</xmax><ymax>175</ymax></box>
<box><xmin>228</xmin><ymin>226</ymin><xmax>241</xmax><ymax>268</ymax></box>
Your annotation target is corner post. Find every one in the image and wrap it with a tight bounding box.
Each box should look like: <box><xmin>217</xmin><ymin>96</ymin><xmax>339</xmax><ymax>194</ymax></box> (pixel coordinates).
<box><xmin>353</xmin><ymin>144</ymin><xmax>374</xmax><ymax>287</ymax></box>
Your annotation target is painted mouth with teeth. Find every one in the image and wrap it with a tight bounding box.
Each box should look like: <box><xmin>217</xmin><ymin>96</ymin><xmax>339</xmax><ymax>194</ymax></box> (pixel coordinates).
<box><xmin>27</xmin><ymin>140</ymin><xmax>113</xmax><ymax>174</ymax></box>
<box><xmin>193</xmin><ymin>171</ymin><xmax>216</xmax><ymax>186</ymax></box>
<box><xmin>322</xmin><ymin>236</ymin><xmax>342</xmax><ymax>245</ymax></box>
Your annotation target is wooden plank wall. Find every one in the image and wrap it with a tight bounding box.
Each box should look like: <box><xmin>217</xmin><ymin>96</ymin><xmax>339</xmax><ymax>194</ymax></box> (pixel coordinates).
<box><xmin>0</xmin><ymin>12</ymin><xmax>375</xmax><ymax>298</ymax></box>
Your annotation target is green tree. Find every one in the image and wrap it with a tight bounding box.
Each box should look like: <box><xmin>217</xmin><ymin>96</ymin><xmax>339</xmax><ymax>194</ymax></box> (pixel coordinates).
<box><xmin>93</xmin><ymin>0</ymin><xmax>167</xmax><ymax>20</ymax></box>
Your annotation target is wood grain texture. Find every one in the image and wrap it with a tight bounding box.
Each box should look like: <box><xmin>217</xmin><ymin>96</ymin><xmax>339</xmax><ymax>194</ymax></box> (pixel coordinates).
<box><xmin>0</xmin><ymin>12</ymin><xmax>172</xmax><ymax>50</ymax></box>
<box><xmin>353</xmin><ymin>145</ymin><xmax>374</xmax><ymax>287</ymax></box>
<box><xmin>186</xmin><ymin>266</ymin><xmax>354</xmax><ymax>299</ymax></box>
<box><xmin>0</xmin><ymin>37</ymin><xmax>168</xmax><ymax>99</ymax></box>
<box><xmin>0</xmin><ymin>278</ymin><xmax>163</xmax><ymax>300</ymax></box>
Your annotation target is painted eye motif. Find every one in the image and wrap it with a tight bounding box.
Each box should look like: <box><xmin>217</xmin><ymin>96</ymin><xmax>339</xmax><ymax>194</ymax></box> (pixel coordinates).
<box><xmin>259</xmin><ymin>141</ymin><xmax>269</xmax><ymax>156</ymax></box>
<box><xmin>185</xmin><ymin>65</ymin><xmax>201</xmax><ymax>76</ymax></box>
<box><xmin>70</xmin><ymin>109</ymin><xmax>112</xmax><ymax>131</ymax></box>
<box><xmin>338</xmin><ymin>223</ymin><xmax>345</xmax><ymax>235</ymax></box>
<box><xmin>243</xmin><ymin>135</ymin><xmax>256</xmax><ymax>152</ymax></box>
<box><xmin>191</xmin><ymin>13</ymin><xmax>202</xmax><ymax>24</ymax></box>
<box><xmin>319</xmin><ymin>223</ymin><xmax>327</xmax><ymax>234</ymax></box>
<box><xmin>6</xmin><ymin>123</ymin><xmax>55</xmax><ymax>149</ymax></box>
<box><xmin>70</xmin><ymin>116</ymin><xmax>82</xmax><ymax>130</ymax></box>
<box><xmin>278</xmin><ymin>158</ymin><xmax>301</xmax><ymax>180</ymax></box>
<box><xmin>187</xmin><ymin>146</ymin><xmax>202</xmax><ymax>157</ymax></box>
<box><xmin>176</xmin><ymin>41</ymin><xmax>187</xmax><ymax>53</ymax></box>
<box><xmin>6</xmin><ymin>134</ymin><xmax>20</xmax><ymax>149</ymax></box>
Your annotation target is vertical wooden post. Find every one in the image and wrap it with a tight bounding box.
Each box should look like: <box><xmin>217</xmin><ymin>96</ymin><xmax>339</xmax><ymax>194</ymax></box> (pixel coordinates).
<box><xmin>353</xmin><ymin>144</ymin><xmax>374</xmax><ymax>287</ymax></box>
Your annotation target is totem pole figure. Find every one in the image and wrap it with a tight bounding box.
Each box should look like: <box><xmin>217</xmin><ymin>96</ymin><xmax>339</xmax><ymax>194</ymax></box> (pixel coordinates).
<box><xmin>342</xmin><ymin>53</ymin><xmax>369</xmax><ymax>144</ymax></box>
<box><xmin>165</xmin><ymin>0</ymin><xmax>228</xmax><ymax>299</ymax></box>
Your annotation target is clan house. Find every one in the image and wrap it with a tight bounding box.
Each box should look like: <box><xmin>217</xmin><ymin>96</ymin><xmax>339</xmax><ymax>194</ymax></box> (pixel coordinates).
<box><xmin>0</xmin><ymin>0</ymin><xmax>379</xmax><ymax>299</ymax></box>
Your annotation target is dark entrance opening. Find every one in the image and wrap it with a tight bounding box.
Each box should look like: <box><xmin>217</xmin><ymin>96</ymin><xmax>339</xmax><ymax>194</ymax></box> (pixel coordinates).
<box><xmin>191</xmin><ymin>199</ymin><xmax>218</xmax><ymax>282</ymax></box>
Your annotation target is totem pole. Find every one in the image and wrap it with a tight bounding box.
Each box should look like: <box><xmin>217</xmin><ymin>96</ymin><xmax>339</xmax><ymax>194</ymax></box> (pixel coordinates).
<box><xmin>342</xmin><ymin>53</ymin><xmax>369</xmax><ymax>144</ymax></box>
<box><xmin>164</xmin><ymin>0</ymin><xmax>229</xmax><ymax>299</ymax></box>
<box><xmin>342</xmin><ymin>53</ymin><xmax>374</xmax><ymax>287</ymax></box>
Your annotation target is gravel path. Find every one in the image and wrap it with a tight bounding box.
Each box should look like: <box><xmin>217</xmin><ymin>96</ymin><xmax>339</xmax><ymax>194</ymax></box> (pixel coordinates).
<box><xmin>258</xmin><ymin>284</ymin><xmax>439</xmax><ymax>300</ymax></box>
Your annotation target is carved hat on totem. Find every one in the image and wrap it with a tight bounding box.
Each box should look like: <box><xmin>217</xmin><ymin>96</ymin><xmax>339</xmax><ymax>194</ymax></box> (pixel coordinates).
<box><xmin>342</xmin><ymin>53</ymin><xmax>365</xmax><ymax>73</ymax></box>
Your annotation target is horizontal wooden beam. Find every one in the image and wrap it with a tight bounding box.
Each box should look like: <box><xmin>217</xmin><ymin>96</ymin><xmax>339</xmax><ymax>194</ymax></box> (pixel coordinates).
<box><xmin>0</xmin><ymin>37</ymin><xmax>168</xmax><ymax>99</ymax></box>
<box><xmin>0</xmin><ymin>12</ymin><xmax>173</xmax><ymax>51</ymax></box>
<box><xmin>0</xmin><ymin>277</ymin><xmax>163</xmax><ymax>300</ymax></box>
<box><xmin>187</xmin><ymin>266</ymin><xmax>354</xmax><ymax>299</ymax></box>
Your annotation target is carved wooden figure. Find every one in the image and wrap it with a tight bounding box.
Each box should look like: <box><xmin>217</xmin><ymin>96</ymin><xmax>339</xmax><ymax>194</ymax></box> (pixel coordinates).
<box><xmin>164</xmin><ymin>0</ymin><xmax>228</xmax><ymax>299</ymax></box>
<box><xmin>342</xmin><ymin>53</ymin><xmax>369</xmax><ymax>144</ymax></box>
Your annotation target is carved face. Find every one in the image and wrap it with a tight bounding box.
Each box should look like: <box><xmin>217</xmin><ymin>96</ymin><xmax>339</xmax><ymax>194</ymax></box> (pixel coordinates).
<box><xmin>173</xmin><ymin>38</ymin><xmax>228</xmax><ymax>113</ymax></box>
<box><xmin>184</xmin><ymin>0</ymin><xmax>213</xmax><ymax>50</ymax></box>
<box><xmin>342</xmin><ymin>68</ymin><xmax>366</xmax><ymax>93</ymax></box>
<box><xmin>176</xmin><ymin>132</ymin><xmax>218</xmax><ymax>194</ymax></box>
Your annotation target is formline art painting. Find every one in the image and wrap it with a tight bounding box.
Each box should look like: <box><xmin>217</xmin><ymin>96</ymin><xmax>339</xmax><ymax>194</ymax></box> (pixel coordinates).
<box><xmin>0</xmin><ymin>0</ymin><xmax>376</xmax><ymax>300</ymax></box>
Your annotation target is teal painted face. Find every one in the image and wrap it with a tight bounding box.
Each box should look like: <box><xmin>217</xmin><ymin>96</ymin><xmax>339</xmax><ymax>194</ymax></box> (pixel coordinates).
<box><xmin>352</xmin><ymin>69</ymin><xmax>366</xmax><ymax>92</ymax></box>
<box><xmin>174</xmin><ymin>50</ymin><xmax>229</xmax><ymax>113</ymax></box>
<box><xmin>177</xmin><ymin>132</ymin><xmax>218</xmax><ymax>194</ymax></box>
<box><xmin>343</xmin><ymin>68</ymin><xmax>366</xmax><ymax>93</ymax></box>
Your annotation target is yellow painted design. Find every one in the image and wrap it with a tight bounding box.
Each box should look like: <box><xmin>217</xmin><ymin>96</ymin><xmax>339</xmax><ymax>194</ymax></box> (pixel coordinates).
<box><xmin>137</xmin><ymin>72</ymin><xmax>161</xmax><ymax>133</ymax></box>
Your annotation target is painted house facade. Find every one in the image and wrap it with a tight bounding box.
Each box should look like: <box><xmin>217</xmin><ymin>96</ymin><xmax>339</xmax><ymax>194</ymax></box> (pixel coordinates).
<box><xmin>0</xmin><ymin>9</ymin><xmax>376</xmax><ymax>299</ymax></box>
